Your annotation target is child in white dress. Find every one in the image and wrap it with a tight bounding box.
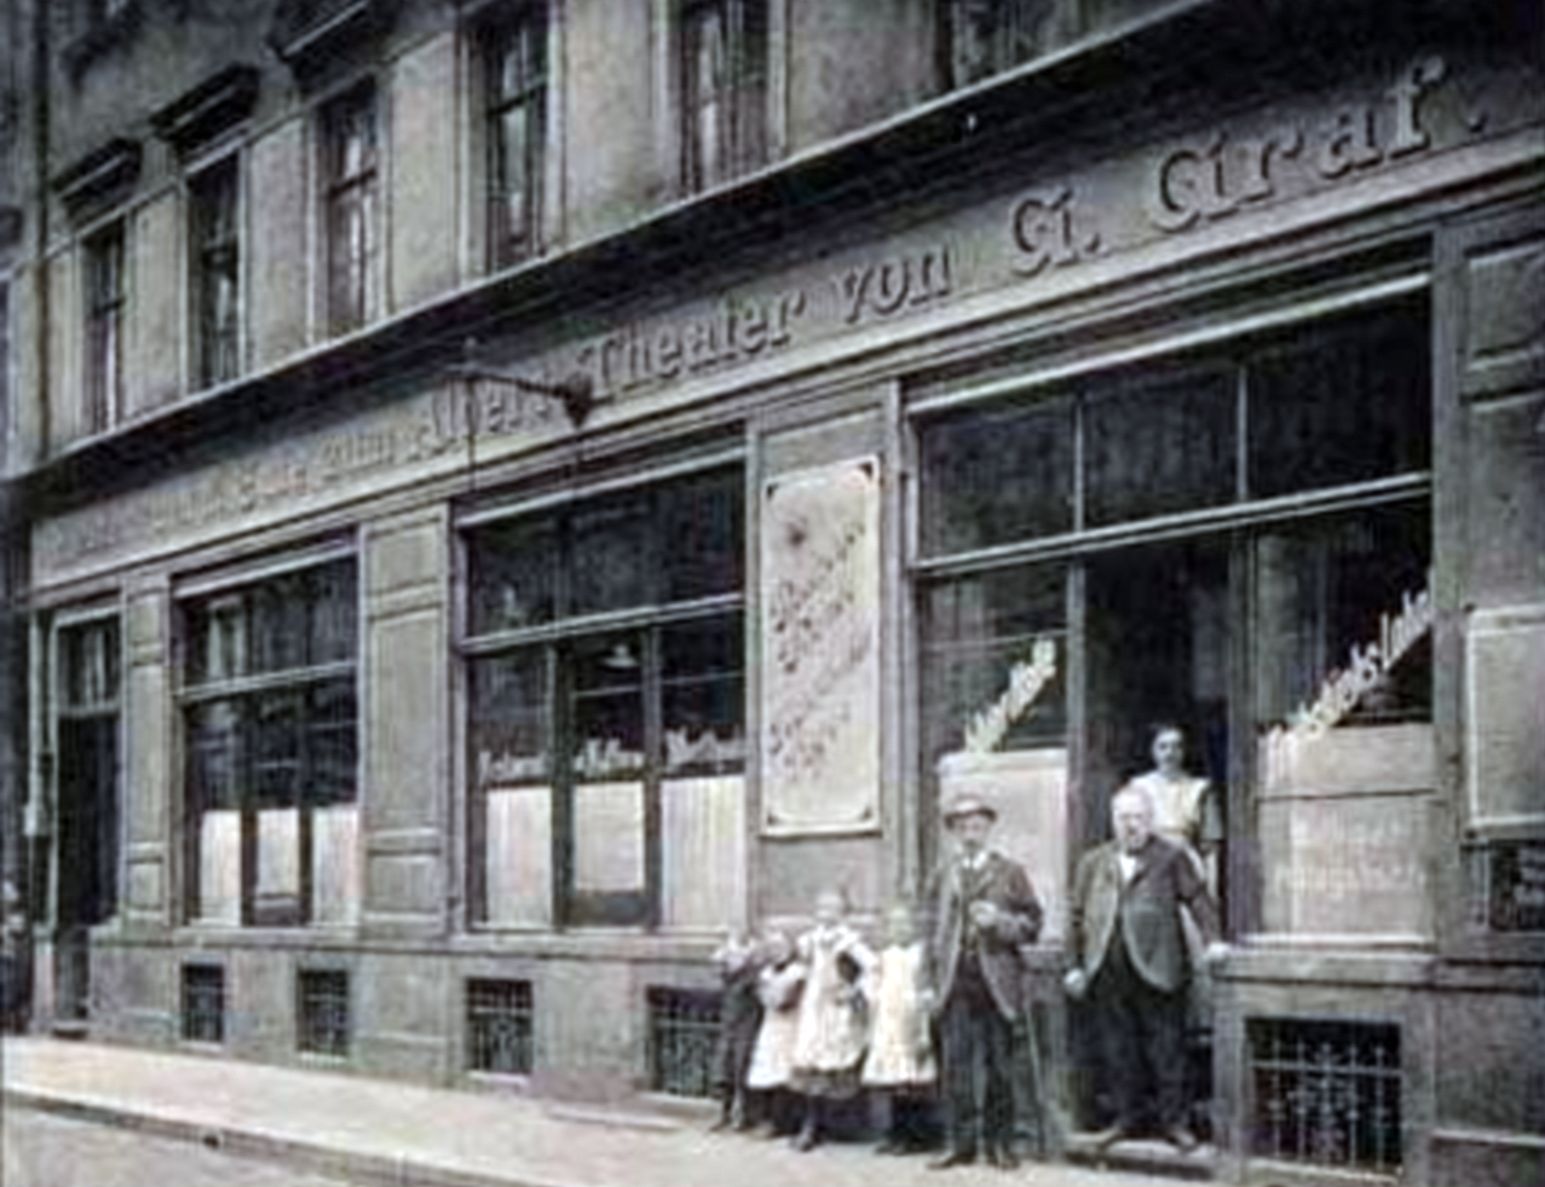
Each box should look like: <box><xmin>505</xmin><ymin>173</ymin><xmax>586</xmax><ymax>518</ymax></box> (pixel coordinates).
<box><xmin>790</xmin><ymin>888</ymin><xmax>876</xmax><ymax>1151</ymax></box>
<box><xmin>746</xmin><ymin>927</ymin><xmax>804</xmax><ymax>1135</ymax></box>
<box><xmin>862</xmin><ymin>902</ymin><xmax>938</xmax><ymax>1153</ymax></box>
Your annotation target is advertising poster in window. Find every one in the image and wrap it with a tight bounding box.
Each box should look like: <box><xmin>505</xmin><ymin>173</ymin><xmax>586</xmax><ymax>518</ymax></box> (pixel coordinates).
<box><xmin>760</xmin><ymin>457</ymin><xmax>881</xmax><ymax>834</ymax></box>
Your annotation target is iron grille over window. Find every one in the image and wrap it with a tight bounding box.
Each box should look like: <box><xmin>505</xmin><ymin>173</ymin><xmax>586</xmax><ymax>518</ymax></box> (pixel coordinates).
<box><xmin>1248</xmin><ymin>1018</ymin><xmax>1402</xmax><ymax>1174</ymax></box>
<box><xmin>190</xmin><ymin>158</ymin><xmax>240</xmax><ymax>388</ymax></box>
<box><xmin>484</xmin><ymin>5</ymin><xmax>547</xmax><ymax>269</ymax></box>
<box><xmin>680</xmin><ymin>0</ymin><xmax>768</xmax><ymax>193</ymax></box>
<box><xmin>297</xmin><ymin>969</ymin><xmax>350</xmax><ymax>1057</ymax></box>
<box><xmin>181</xmin><ymin>965</ymin><xmax>225</xmax><ymax>1044</ymax></box>
<box><xmin>322</xmin><ymin>84</ymin><xmax>380</xmax><ymax>335</ymax></box>
<box><xmin>646</xmin><ymin>987</ymin><xmax>720</xmax><ymax>1097</ymax></box>
<box><xmin>466</xmin><ymin>979</ymin><xmax>534</xmax><ymax>1075</ymax></box>
<box><xmin>84</xmin><ymin>222</ymin><xmax>125</xmax><ymax>434</ymax></box>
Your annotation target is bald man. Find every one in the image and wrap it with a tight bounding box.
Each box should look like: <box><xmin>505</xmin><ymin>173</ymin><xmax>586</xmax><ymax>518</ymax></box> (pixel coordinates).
<box><xmin>1065</xmin><ymin>786</ymin><xmax>1225</xmax><ymax>1153</ymax></box>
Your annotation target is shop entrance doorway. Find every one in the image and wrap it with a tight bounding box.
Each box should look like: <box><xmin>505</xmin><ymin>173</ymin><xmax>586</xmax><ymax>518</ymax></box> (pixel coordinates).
<box><xmin>1081</xmin><ymin>536</ymin><xmax>1231</xmax><ymax>1136</ymax></box>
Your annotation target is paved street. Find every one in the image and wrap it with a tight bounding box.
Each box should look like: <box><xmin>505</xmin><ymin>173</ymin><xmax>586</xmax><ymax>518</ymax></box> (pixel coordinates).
<box><xmin>2</xmin><ymin>1110</ymin><xmax>357</xmax><ymax>1187</ymax></box>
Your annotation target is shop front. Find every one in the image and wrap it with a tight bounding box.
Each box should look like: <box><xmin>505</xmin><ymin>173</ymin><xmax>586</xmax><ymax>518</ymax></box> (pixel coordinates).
<box><xmin>23</xmin><ymin>7</ymin><xmax>1544</xmax><ymax>1183</ymax></box>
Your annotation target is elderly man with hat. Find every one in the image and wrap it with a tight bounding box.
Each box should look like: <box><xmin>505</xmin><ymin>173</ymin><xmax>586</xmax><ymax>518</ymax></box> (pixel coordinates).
<box><xmin>924</xmin><ymin>793</ymin><xmax>1043</xmax><ymax>1170</ymax></box>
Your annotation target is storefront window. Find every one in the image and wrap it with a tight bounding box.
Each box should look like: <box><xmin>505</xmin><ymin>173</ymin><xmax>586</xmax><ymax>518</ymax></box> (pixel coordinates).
<box><xmin>182</xmin><ymin>559</ymin><xmax>359</xmax><ymax>928</ymax></box>
<box><xmin>1084</xmin><ymin>366</ymin><xmax>1235</xmax><ymax>526</ymax></box>
<box><xmin>1248</xmin><ymin>308</ymin><xmax>1430</xmax><ymax>499</ymax></box>
<box><xmin>465</xmin><ymin>466</ymin><xmax>745</xmax><ymax>930</ymax></box>
<box><xmin>919</xmin><ymin>394</ymin><xmax>1073</xmax><ymax>554</ymax></box>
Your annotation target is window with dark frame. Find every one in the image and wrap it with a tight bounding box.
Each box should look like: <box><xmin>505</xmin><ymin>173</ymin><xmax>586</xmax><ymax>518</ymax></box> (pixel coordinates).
<box><xmin>466</xmin><ymin>978</ymin><xmax>534</xmax><ymax>1075</ymax></box>
<box><xmin>182</xmin><ymin>558</ymin><xmax>359</xmax><ymax>929</ymax></box>
<box><xmin>939</xmin><ymin>0</ymin><xmax>1053</xmax><ymax>90</ymax></box>
<box><xmin>322</xmin><ymin>84</ymin><xmax>380</xmax><ymax>335</ymax></box>
<box><xmin>484</xmin><ymin>4</ymin><xmax>547</xmax><ymax>270</ymax></box>
<box><xmin>190</xmin><ymin>157</ymin><xmax>240</xmax><ymax>389</ymax></box>
<box><xmin>84</xmin><ymin>221</ymin><xmax>125</xmax><ymax>435</ymax></box>
<box><xmin>465</xmin><ymin>467</ymin><xmax>745</xmax><ymax>929</ymax></box>
<box><xmin>680</xmin><ymin>0</ymin><xmax>768</xmax><ymax>194</ymax></box>
<box><xmin>296</xmin><ymin>968</ymin><xmax>350</xmax><ymax>1057</ymax></box>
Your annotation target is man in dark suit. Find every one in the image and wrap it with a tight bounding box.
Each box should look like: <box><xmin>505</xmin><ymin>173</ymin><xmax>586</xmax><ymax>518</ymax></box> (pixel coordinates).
<box><xmin>1065</xmin><ymin>785</ymin><xmax>1225</xmax><ymax>1153</ymax></box>
<box><xmin>925</xmin><ymin>794</ymin><xmax>1043</xmax><ymax>1171</ymax></box>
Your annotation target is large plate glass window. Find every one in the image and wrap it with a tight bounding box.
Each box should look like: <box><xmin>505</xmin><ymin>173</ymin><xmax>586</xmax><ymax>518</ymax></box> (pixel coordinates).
<box><xmin>465</xmin><ymin>466</ymin><xmax>744</xmax><ymax>930</ymax></box>
<box><xmin>181</xmin><ymin>558</ymin><xmax>359</xmax><ymax>928</ymax></box>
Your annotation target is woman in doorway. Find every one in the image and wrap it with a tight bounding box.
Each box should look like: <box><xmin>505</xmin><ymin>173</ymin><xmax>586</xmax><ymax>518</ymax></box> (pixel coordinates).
<box><xmin>1121</xmin><ymin>724</ymin><xmax>1219</xmax><ymax>889</ymax></box>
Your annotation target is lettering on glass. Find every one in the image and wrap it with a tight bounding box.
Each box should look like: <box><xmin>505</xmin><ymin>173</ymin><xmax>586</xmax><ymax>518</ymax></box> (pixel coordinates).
<box><xmin>760</xmin><ymin>458</ymin><xmax>882</xmax><ymax>833</ymax></box>
<box><xmin>1261</xmin><ymin>573</ymin><xmax>1434</xmax><ymax>789</ymax></box>
<box><xmin>961</xmin><ymin>638</ymin><xmax>1058</xmax><ymax>754</ymax></box>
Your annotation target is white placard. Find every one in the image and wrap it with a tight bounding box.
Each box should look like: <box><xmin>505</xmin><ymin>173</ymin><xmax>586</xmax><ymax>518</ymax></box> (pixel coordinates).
<box><xmin>572</xmin><ymin>782</ymin><xmax>646</xmax><ymax>892</ymax></box>
<box><xmin>760</xmin><ymin>457</ymin><xmax>882</xmax><ymax>834</ymax></box>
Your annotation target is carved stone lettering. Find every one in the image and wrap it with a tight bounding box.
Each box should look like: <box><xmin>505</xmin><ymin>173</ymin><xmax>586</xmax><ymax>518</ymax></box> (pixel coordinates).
<box><xmin>1010</xmin><ymin>187</ymin><xmax>1100</xmax><ymax>275</ymax></box>
<box><xmin>836</xmin><ymin>245</ymin><xmax>954</xmax><ymax>325</ymax></box>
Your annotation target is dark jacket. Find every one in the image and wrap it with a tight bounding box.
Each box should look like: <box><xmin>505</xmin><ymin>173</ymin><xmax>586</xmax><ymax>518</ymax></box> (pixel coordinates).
<box><xmin>1069</xmin><ymin>834</ymin><xmax>1220</xmax><ymax>995</ymax></box>
<box><xmin>926</xmin><ymin>849</ymin><xmax>1043</xmax><ymax>1020</ymax></box>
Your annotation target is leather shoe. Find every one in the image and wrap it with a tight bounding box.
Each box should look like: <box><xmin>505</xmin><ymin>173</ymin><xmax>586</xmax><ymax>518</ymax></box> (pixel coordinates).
<box><xmin>1164</xmin><ymin>1125</ymin><xmax>1200</xmax><ymax>1154</ymax></box>
<box><xmin>928</xmin><ymin>1149</ymin><xmax>978</xmax><ymax>1170</ymax></box>
<box><xmin>988</xmin><ymin>1146</ymin><xmax>1021</xmax><ymax>1170</ymax></box>
<box><xmin>1088</xmin><ymin>1123</ymin><xmax>1130</xmax><ymax>1153</ymax></box>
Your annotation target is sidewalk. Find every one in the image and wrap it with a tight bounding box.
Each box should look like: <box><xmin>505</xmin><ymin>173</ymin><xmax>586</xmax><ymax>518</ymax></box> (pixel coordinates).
<box><xmin>2</xmin><ymin>1038</ymin><xmax>1193</xmax><ymax>1187</ymax></box>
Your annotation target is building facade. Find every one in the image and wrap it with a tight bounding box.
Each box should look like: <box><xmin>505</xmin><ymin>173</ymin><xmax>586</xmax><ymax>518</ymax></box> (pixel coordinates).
<box><xmin>2</xmin><ymin>1</ymin><xmax>1543</xmax><ymax>1184</ymax></box>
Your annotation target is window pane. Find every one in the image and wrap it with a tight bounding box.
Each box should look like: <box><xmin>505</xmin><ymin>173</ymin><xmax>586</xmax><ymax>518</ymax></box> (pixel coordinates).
<box><xmin>307</xmin><ymin>679</ymin><xmax>357</xmax><ymax>807</ymax></box>
<box><xmin>188</xmin><ymin>698</ymin><xmax>243</xmax><ymax>812</ymax></box>
<box><xmin>684</xmin><ymin>4</ymin><xmax>728</xmax><ymax>190</ymax></box>
<box><xmin>662</xmin><ymin>616</ymin><xmax>744</xmax><ymax>776</ymax></box>
<box><xmin>920</xmin><ymin>394</ymin><xmax>1073</xmax><ymax>554</ymax></box>
<box><xmin>1248</xmin><ymin>305</ymin><xmax>1431</xmax><ymax>498</ymax></box>
<box><xmin>250</xmin><ymin>690</ymin><xmax>303</xmax><ymax>808</ymax></box>
<box><xmin>308</xmin><ymin>562</ymin><xmax>358</xmax><ymax>665</ymax></box>
<box><xmin>570</xmin><ymin>633</ymin><xmax>645</xmax><ymax>781</ymax></box>
<box><xmin>571</xmin><ymin>499</ymin><xmax>650</xmax><ymax>615</ymax></box>
<box><xmin>1084</xmin><ymin>367</ymin><xmax>1236</xmax><ymax>527</ymax></box>
<box><xmin>922</xmin><ymin>565</ymin><xmax>1067</xmax><ymax>759</ymax></box>
<box><xmin>470</xmin><ymin>650</ymin><xmax>550</xmax><ymax>788</ymax></box>
<box><xmin>1253</xmin><ymin>502</ymin><xmax>1431</xmax><ymax>729</ymax></box>
<box><xmin>250</xmin><ymin>573</ymin><xmax>309</xmax><ymax>675</ymax></box>
<box><xmin>468</xmin><ymin>517</ymin><xmax>558</xmax><ymax>635</ymax></box>
<box><xmin>660</xmin><ymin>469</ymin><xmax>743</xmax><ymax>601</ymax></box>
<box><xmin>192</xmin><ymin>160</ymin><xmax>240</xmax><ymax>388</ymax></box>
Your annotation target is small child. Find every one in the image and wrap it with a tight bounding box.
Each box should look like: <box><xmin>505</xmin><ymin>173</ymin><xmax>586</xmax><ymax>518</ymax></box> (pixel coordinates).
<box><xmin>745</xmin><ymin>926</ymin><xmax>805</xmax><ymax>1135</ymax></box>
<box><xmin>790</xmin><ymin>888</ymin><xmax>876</xmax><ymax>1151</ymax></box>
<box><xmin>710</xmin><ymin>928</ymin><xmax>763</xmax><ymax>1131</ymax></box>
<box><xmin>862</xmin><ymin>902</ymin><xmax>938</xmax><ymax>1153</ymax></box>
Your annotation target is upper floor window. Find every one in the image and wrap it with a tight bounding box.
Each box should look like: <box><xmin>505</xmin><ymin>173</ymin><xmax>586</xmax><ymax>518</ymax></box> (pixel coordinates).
<box><xmin>83</xmin><ymin>221</ymin><xmax>125</xmax><ymax>435</ymax></box>
<box><xmin>939</xmin><ymin>0</ymin><xmax>1052</xmax><ymax>89</ymax></box>
<box><xmin>322</xmin><ymin>84</ymin><xmax>380</xmax><ymax>336</ymax></box>
<box><xmin>0</xmin><ymin>283</ymin><xmax>10</xmax><ymax>453</ymax></box>
<box><xmin>190</xmin><ymin>158</ymin><xmax>241</xmax><ymax>389</ymax></box>
<box><xmin>484</xmin><ymin>5</ymin><xmax>548</xmax><ymax>269</ymax></box>
<box><xmin>680</xmin><ymin>0</ymin><xmax>768</xmax><ymax>194</ymax></box>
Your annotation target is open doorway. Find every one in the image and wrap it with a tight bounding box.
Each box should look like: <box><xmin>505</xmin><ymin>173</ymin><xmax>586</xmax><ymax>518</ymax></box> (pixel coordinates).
<box><xmin>1082</xmin><ymin>537</ymin><xmax>1231</xmax><ymax>1137</ymax></box>
<box><xmin>53</xmin><ymin>619</ymin><xmax>120</xmax><ymax>1025</ymax></box>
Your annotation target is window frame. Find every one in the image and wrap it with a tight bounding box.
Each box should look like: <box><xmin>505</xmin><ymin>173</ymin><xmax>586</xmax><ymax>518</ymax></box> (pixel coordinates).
<box><xmin>188</xmin><ymin>153</ymin><xmax>243</xmax><ymax>390</ymax></box>
<box><xmin>480</xmin><ymin>2</ymin><xmax>550</xmax><ymax>270</ymax></box>
<box><xmin>461</xmin><ymin>463</ymin><xmax>747</xmax><ymax>931</ymax></box>
<box><xmin>319</xmin><ymin>81</ymin><xmax>382</xmax><ymax>337</ymax></box>
<box><xmin>677</xmin><ymin>0</ymin><xmax>769</xmax><ymax>195</ymax></box>
<box><xmin>83</xmin><ymin>220</ymin><xmax>126</xmax><ymax>435</ymax></box>
<box><xmin>177</xmin><ymin>552</ymin><xmax>361</xmax><ymax>930</ymax></box>
<box><xmin>937</xmin><ymin>0</ymin><xmax>1053</xmax><ymax>91</ymax></box>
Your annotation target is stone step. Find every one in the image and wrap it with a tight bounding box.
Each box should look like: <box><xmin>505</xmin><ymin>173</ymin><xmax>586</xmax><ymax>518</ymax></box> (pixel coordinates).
<box><xmin>1063</xmin><ymin>1133</ymin><xmax>1218</xmax><ymax>1181</ymax></box>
